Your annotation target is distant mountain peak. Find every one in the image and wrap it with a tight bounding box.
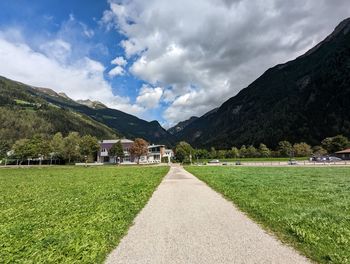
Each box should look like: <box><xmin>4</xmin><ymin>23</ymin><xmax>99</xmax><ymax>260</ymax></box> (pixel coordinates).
<box><xmin>32</xmin><ymin>86</ymin><xmax>74</xmax><ymax>101</ymax></box>
<box><xmin>33</xmin><ymin>87</ymin><xmax>59</xmax><ymax>97</ymax></box>
<box><xmin>58</xmin><ymin>92</ymin><xmax>71</xmax><ymax>100</ymax></box>
<box><xmin>76</xmin><ymin>99</ymin><xmax>107</xmax><ymax>109</ymax></box>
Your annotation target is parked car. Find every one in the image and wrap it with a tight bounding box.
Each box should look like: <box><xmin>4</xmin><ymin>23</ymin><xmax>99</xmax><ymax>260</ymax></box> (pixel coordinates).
<box><xmin>288</xmin><ymin>159</ymin><xmax>298</xmax><ymax>165</ymax></box>
<box><xmin>311</xmin><ymin>156</ymin><xmax>342</xmax><ymax>162</ymax></box>
<box><xmin>208</xmin><ymin>159</ymin><xmax>220</xmax><ymax>164</ymax></box>
<box><xmin>327</xmin><ymin>156</ymin><xmax>342</xmax><ymax>162</ymax></box>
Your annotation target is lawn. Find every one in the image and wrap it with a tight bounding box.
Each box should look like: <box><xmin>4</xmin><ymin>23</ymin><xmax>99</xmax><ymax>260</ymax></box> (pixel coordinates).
<box><xmin>0</xmin><ymin>166</ymin><xmax>169</xmax><ymax>263</ymax></box>
<box><xmin>195</xmin><ymin>157</ymin><xmax>308</xmax><ymax>163</ymax></box>
<box><xmin>185</xmin><ymin>166</ymin><xmax>350</xmax><ymax>264</ymax></box>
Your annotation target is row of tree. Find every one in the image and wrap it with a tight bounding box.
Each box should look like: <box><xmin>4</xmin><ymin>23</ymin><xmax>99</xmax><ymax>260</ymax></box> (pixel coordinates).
<box><xmin>174</xmin><ymin>135</ymin><xmax>350</xmax><ymax>162</ymax></box>
<box><xmin>0</xmin><ymin>132</ymin><xmax>100</xmax><ymax>164</ymax></box>
<box><xmin>0</xmin><ymin>133</ymin><xmax>151</xmax><ymax>165</ymax></box>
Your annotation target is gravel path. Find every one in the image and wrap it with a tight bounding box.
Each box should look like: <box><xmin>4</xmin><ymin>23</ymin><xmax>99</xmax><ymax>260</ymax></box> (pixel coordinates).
<box><xmin>105</xmin><ymin>164</ymin><xmax>310</xmax><ymax>264</ymax></box>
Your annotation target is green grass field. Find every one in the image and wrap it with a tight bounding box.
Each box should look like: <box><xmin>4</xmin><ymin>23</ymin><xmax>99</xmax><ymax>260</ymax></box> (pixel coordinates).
<box><xmin>185</xmin><ymin>166</ymin><xmax>350</xmax><ymax>264</ymax></box>
<box><xmin>195</xmin><ymin>157</ymin><xmax>308</xmax><ymax>163</ymax></box>
<box><xmin>0</xmin><ymin>166</ymin><xmax>169</xmax><ymax>263</ymax></box>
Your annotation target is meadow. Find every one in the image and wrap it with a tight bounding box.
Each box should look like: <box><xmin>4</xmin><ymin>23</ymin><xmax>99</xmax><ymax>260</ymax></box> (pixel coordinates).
<box><xmin>0</xmin><ymin>166</ymin><xmax>169</xmax><ymax>263</ymax></box>
<box><xmin>195</xmin><ymin>157</ymin><xmax>308</xmax><ymax>163</ymax></box>
<box><xmin>186</xmin><ymin>166</ymin><xmax>350</xmax><ymax>264</ymax></box>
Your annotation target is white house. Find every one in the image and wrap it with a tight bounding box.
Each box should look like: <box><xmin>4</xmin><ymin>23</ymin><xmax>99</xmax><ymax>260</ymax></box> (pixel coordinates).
<box><xmin>97</xmin><ymin>139</ymin><xmax>173</xmax><ymax>164</ymax></box>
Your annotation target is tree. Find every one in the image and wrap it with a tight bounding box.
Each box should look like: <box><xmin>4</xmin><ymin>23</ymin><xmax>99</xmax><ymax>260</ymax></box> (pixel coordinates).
<box><xmin>217</xmin><ymin>150</ymin><xmax>226</xmax><ymax>159</ymax></box>
<box><xmin>312</xmin><ymin>145</ymin><xmax>327</xmax><ymax>156</ymax></box>
<box><xmin>80</xmin><ymin>135</ymin><xmax>100</xmax><ymax>162</ymax></box>
<box><xmin>12</xmin><ymin>139</ymin><xmax>32</xmax><ymax>161</ymax></box>
<box><xmin>278</xmin><ymin>141</ymin><xmax>293</xmax><ymax>157</ymax></box>
<box><xmin>109</xmin><ymin>140</ymin><xmax>125</xmax><ymax>163</ymax></box>
<box><xmin>240</xmin><ymin>145</ymin><xmax>247</xmax><ymax>158</ymax></box>
<box><xmin>293</xmin><ymin>142</ymin><xmax>312</xmax><ymax>157</ymax></box>
<box><xmin>51</xmin><ymin>132</ymin><xmax>64</xmax><ymax>160</ymax></box>
<box><xmin>231</xmin><ymin>147</ymin><xmax>240</xmax><ymax>158</ymax></box>
<box><xmin>246</xmin><ymin>145</ymin><xmax>258</xmax><ymax>158</ymax></box>
<box><xmin>210</xmin><ymin>147</ymin><xmax>217</xmax><ymax>159</ymax></box>
<box><xmin>321</xmin><ymin>135</ymin><xmax>349</xmax><ymax>154</ymax></box>
<box><xmin>130</xmin><ymin>138</ymin><xmax>148</xmax><ymax>164</ymax></box>
<box><xmin>175</xmin><ymin>141</ymin><xmax>193</xmax><ymax>163</ymax></box>
<box><xmin>12</xmin><ymin>135</ymin><xmax>51</xmax><ymax>163</ymax></box>
<box><xmin>29</xmin><ymin>134</ymin><xmax>52</xmax><ymax>158</ymax></box>
<box><xmin>0</xmin><ymin>140</ymin><xmax>10</xmax><ymax>159</ymax></box>
<box><xmin>63</xmin><ymin>132</ymin><xmax>81</xmax><ymax>163</ymax></box>
<box><xmin>258</xmin><ymin>143</ymin><xmax>271</xmax><ymax>158</ymax></box>
<box><xmin>193</xmin><ymin>149</ymin><xmax>209</xmax><ymax>159</ymax></box>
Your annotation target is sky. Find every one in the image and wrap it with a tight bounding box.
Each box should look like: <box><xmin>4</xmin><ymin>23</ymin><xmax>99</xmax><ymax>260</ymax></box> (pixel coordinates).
<box><xmin>0</xmin><ymin>0</ymin><xmax>349</xmax><ymax>128</ymax></box>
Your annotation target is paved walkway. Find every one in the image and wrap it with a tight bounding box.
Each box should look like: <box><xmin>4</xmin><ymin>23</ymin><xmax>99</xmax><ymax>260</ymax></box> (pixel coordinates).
<box><xmin>106</xmin><ymin>164</ymin><xmax>310</xmax><ymax>264</ymax></box>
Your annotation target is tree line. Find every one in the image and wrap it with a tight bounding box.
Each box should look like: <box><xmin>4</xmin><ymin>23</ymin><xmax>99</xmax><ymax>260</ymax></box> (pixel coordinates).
<box><xmin>0</xmin><ymin>132</ymin><xmax>100</xmax><ymax>164</ymax></box>
<box><xmin>0</xmin><ymin>134</ymin><xmax>151</xmax><ymax>165</ymax></box>
<box><xmin>174</xmin><ymin>135</ymin><xmax>350</xmax><ymax>163</ymax></box>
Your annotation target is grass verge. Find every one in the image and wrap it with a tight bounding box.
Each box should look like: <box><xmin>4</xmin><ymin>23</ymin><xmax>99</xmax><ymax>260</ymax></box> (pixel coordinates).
<box><xmin>185</xmin><ymin>166</ymin><xmax>350</xmax><ymax>264</ymax></box>
<box><xmin>0</xmin><ymin>166</ymin><xmax>169</xmax><ymax>263</ymax></box>
<box><xmin>196</xmin><ymin>157</ymin><xmax>308</xmax><ymax>163</ymax></box>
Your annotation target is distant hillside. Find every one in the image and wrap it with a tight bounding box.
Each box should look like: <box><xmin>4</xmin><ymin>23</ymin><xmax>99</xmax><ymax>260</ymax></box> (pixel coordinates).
<box><xmin>168</xmin><ymin>116</ymin><xmax>198</xmax><ymax>135</ymax></box>
<box><xmin>177</xmin><ymin>18</ymin><xmax>350</xmax><ymax>148</ymax></box>
<box><xmin>0</xmin><ymin>77</ymin><xmax>118</xmax><ymax>145</ymax></box>
<box><xmin>0</xmin><ymin>76</ymin><xmax>176</xmax><ymax>146</ymax></box>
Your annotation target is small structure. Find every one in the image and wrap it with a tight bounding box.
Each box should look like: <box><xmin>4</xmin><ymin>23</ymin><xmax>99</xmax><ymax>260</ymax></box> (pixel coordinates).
<box><xmin>97</xmin><ymin>139</ymin><xmax>174</xmax><ymax>164</ymax></box>
<box><xmin>335</xmin><ymin>148</ymin><xmax>350</xmax><ymax>160</ymax></box>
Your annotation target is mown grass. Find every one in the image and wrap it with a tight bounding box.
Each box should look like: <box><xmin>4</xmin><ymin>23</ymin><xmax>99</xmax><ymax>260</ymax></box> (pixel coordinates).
<box><xmin>196</xmin><ymin>157</ymin><xmax>308</xmax><ymax>163</ymax></box>
<box><xmin>185</xmin><ymin>166</ymin><xmax>350</xmax><ymax>264</ymax></box>
<box><xmin>0</xmin><ymin>166</ymin><xmax>169</xmax><ymax>263</ymax></box>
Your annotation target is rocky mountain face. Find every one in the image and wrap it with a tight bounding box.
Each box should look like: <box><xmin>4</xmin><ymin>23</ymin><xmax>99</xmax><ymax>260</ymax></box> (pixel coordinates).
<box><xmin>176</xmin><ymin>18</ymin><xmax>350</xmax><ymax>148</ymax></box>
<box><xmin>168</xmin><ymin>116</ymin><xmax>198</xmax><ymax>135</ymax></box>
<box><xmin>76</xmin><ymin>99</ymin><xmax>107</xmax><ymax>109</ymax></box>
<box><xmin>0</xmin><ymin>76</ymin><xmax>176</xmax><ymax>146</ymax></box>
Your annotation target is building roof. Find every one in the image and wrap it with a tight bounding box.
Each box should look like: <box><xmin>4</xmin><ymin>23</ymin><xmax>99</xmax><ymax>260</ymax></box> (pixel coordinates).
<box><xmin>148</xmin><ymin>144</ymin><xmax>165</xmax><ymax>148</ymax></box>
<box><xmin>101</xmin><ymin>139</ymin><xmax>134</xmax><ymax>144</ymax></box>
<box><xmin>335</xmin><ymin>148</ymin><xmax>350</xmax><ymax>154</ymax></box>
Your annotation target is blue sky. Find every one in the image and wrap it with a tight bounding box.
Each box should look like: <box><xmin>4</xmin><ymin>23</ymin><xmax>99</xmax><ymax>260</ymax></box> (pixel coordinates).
<box><xmin>0</xmin><ymin>0</ymin><xmax>164</xmax><ymax>123</ymax></box>
<box><xmin>0</xmin><ymin>0</ymin><xmax>349</xmax><ymax>127</ymax></box>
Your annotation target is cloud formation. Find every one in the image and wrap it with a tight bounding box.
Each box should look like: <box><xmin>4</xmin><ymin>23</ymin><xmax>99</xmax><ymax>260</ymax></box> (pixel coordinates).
<box><xmin>103</xmin><ymin>0</ymin><xmax>350</xmax><ymax>125</ymax></box>
<box><xmin>0</xmin><ymin>26</ymin><xmax>145</xmax><ymax>115</ymax></box>
<box><xmin>136</xmin><ymin>85</ymin><xmax>163</xmax><ymax>109</ymax></box>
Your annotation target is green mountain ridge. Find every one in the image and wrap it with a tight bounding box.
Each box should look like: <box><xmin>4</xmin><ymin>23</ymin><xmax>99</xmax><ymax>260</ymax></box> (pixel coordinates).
<box><xmin>175</xmin><ymin>18</ymin><xmax>350</xmax><ymax>148</ymax></box>
<box><xmin>0</xmin><ymin>76</ymin><xmax>175</xmax><ymax>146</ymax></box>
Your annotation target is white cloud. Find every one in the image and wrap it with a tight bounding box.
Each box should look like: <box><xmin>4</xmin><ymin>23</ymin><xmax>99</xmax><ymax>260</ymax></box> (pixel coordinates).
<box><xmin>136</xmin><ymin>85</ymin><xmax>163</xmax><ymax>109</ymax></box>
<box><xmin>108</xmin><ymin>65</ymin><xmax>125</xmax><ymax>76</ymax></box>
<box><xmin>111</xmin><ymin>56</ymin><xmax>127</xmax><ymax>66</ymax></box>
<box><xmin>103</xmin><ymin>0</ymin><xmax>350</xmax><ymax>124</ymax></box>
<box><xmin>0</xmin><ymin>29</ymin><xmax>143</xmax><ymax>116</ymax></box>
<box><xmin>39</xmin><ymin>39</ymin><xmax>71</xmax><ymax>63</ymax></box>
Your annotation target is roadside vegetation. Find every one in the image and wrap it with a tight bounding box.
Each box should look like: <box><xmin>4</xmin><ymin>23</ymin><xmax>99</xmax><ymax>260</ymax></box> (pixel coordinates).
<box><xmin>174</xmin><ymin>135</ymin><xmax>350</xmax><ymax>163</ymax></box>
<box><xmin>186</xmin><ymin>166</ymin><xmax>350</xmax><ymax>263</ymax></box>
<box><xmin>0</xmin><ymin>166</ymin><xmax>169</xmax><ymax>263</ymax></box>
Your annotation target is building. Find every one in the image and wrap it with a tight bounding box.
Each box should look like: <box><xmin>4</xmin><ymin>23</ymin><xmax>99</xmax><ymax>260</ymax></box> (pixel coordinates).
<box><xmin>97</xmin><ymin>139</ymin><xmax>174</xmax><ymax>164</ymax></box>
<box><xmin>148</xmin><ymin>144</ymin><xmax>174</xmax><ymax>163</ymax></box>
<box><xmin>98</xmin><ymin>139</ymin><xmax>134</xmax><ymax>163</ymax></box>
<box><xmin>335</xmin><ymin>148</ymin><xmax>350</xmax><ymax>160</ymax></box>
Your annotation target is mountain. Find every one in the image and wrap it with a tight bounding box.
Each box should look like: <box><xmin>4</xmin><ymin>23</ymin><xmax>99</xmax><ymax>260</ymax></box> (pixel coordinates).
<box><xmin>0</xmin><ymin>76</ymin><xmax>175</xmax><ymax>146</ymax></box>
<box><xmin>76</xmin><ymin>99</ymin><xmax>107</xmax><ymax>109</ymax></box>
<box><xmin>177</xmin><ymin>18</ymin><xmax>350</xmax><ymax>149</ymax></box>
<box><xmin>0</xmin><ymin>77</ymin><xmax>118</xmax><ymax>145</ymax></box>
<box><xmin>168</xmin><ymin>116</ymin><xmax>198</xmax><ymax>135</ymax></box>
